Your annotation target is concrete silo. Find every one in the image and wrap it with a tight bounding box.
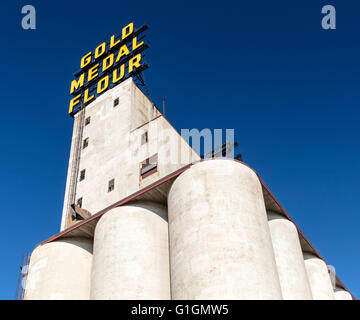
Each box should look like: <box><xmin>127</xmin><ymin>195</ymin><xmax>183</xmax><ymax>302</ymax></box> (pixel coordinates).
<box><xmin>303</xmin><ymin>252</ymin><xmax>335</xmax><ymax>300</ymax></box>
<box><xmin>90</xmin><ymin>201</ymin><xmax>170</xmax><ymax>299</ymax></box>
<box><xmin>167</xmin><ymin>159</ymin><xmax>283</xmax><ymax>299</ymax></box>
<box><xmin>267</xmin><ymin>211</ymin><xmax>313</xmax><ymax>299</ymax></box>
<box><xmin>23</xmin><ymin>238</ymin><xmax>92</xmax><ymax>300</ymax></box>
<box><xmin>334</xmin><ymin>286</ymin><xmax>353</xmax><ymax>300</ymax></box>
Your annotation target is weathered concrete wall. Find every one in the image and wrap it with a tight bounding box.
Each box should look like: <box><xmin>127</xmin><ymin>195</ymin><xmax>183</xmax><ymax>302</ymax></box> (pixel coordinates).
<box><xmin>61</xmin><ymin>78</ymin><xmax>199</xmax><ymax>230</ymax></box>
<box><xmin>334</xmin><ymin>287</ymin><xmax>353</xmax><ymax>300</ymax></box>
<box><xmin>267</xmin><ymin>211</ymin><xmax>313</xmax><ymax>299</ymax></box>
<box><xmin>168</xmin><ymin>159</ymin><xmax>283</xmax><ymax>299</ymax></box>
<box><xmin>24</xmin><ymin>238</ymin><xmax>92</xmax><ymax>300</ymax></box>
<box><xmin>304</xmin><ymin>252</ymin><xmax>335</xmax><ymax>300</ymax></box>
<box><xmin>90</xmin><ymin>201</ymin><xmax>170</xmax><ymax>299</ymax></box>
<box><xmin>131</xmin><ymin>116</ymin><xmax>200</xmax><ymax>188</ymax></box>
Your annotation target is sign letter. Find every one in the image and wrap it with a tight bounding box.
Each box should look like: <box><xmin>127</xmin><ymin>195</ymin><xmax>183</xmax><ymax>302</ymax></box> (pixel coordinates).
<box><xmin>81</xmin><ymin>52</ymin><xmax>92</xmax><ymax>69</ymax></box>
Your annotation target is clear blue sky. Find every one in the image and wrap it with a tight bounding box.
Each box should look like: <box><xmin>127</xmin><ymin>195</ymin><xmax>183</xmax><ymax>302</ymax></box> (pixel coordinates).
<box><xmin>0</xmin><ymin>0</ymin><xmax>359</xmax><ymax>299</ymax></box>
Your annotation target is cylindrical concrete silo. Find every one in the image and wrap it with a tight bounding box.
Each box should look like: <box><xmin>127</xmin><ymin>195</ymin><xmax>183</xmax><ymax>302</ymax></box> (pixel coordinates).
<box><xmin>267</xmin><ymin>211</ymin><xmax>313</xmax><ymax>300</ymax></box>
<box><xmin>90</xmin><ymin>201</ymin><xmax>170</xmax><ymax>299</ymax></box>
<box><xmin>303</xmin><ymin>252</ymin><xmax>335</xmax><ymax>300</ymax></box>
<box><xmin>334</xmin><ymin>286</ymin><xmax>353</xmax><ymax>300</ymax></box>
<box><xmin>168</xmin><ymin>159</ymin><xmax>283</xmax><ymax>300</ymax></box>
<box><xmin>23</xmin><ymin>238</ymin><xmax>93</xmax><ymax>300</ymax></box>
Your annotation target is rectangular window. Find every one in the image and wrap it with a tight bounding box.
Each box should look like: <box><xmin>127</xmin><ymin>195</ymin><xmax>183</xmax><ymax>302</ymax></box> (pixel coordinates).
<box><xmin>77</xmin><ymin>197</ymin><xmax>83</xmax><ymax>208</ymax></box>
<box><xmin>85</xmin><ymin>116</ymin><xmax>91</xmax><ymax>126</ymax></box>
<box><xmin>141</xmin><ymin>132</ymin><xmax>148</xmax><ymax>145</ymax></box>
<box><xmin>140</xmin><ymin>154</ymin><xmax>158</xmax><ymax>178</ymax></box>
<box><xmin>83</xmin><ymin>137</ymin><xmax>89</xmax><ymax>149</ymax></box>
<box><xmin>80</xmin><ymin>169</ymin><xmax>86</xmax><ymax>181</ymax></box>
<box><xmin>114</xmin><ymin>98</ymin><xmax>119</xmax><ymax>107</ymax></box>
<box><xmin>108</xmin><ymin>178</ymin><xmax>115</xmax><ymax>192</ymax></box>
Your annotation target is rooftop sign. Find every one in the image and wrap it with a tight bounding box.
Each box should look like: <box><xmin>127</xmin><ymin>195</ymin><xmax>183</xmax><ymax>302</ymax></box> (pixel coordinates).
<box><xmin>68</xmin><ymin>22</ymin><xmax>148</xmax><ymax>116</ymax></box>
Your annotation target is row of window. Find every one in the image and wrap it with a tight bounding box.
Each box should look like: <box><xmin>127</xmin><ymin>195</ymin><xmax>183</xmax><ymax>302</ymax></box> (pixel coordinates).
<box><xmin>76</xmin><ymin>98</ymin><xmax>155</xmax><ymax>210</ymax></box>
<box><xmin>82</xmin><ymin>98</ymin><xmax>148</xmax><ymax>151</ymax></box>
<box><xmin>76</xmin><ymin>154</ymin><xmax>158</xmax><ymax>210</ymax></box>
<box><xmin>79</xmin><ymin>153</ymin><xmax>158</xmax><ymax>184</ymax></box>
<box><xmin>83</xmin><ymin>97</ymin><xmax>119</xmax><ymax>128</ymax></box>
<box><xmin>82</xmin><ymin>132</ymin><xmax>148</xmax><ymax>151</ymax></box>
<box><xmin>82</xmin><ymin>132</ymin><xmax>147</xmax><ymax>151</ymax></box>
<box><xmin>76</xmin><ymin>177</ymin><xmax>114</xmax><ymax>209</ymax></box>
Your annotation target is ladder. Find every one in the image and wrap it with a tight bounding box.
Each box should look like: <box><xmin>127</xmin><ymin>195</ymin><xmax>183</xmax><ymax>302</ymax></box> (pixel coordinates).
<box><xmin>66</xmin><ymin>107</ymin><xmax>85</xmax><ymax>225</ymax></box>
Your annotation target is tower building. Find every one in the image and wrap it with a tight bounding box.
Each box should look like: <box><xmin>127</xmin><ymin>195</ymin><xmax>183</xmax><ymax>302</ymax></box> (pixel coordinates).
<box><xmin>21</xmin><ymin>24</ymin><xmax>354</xmax><ymax>300</ymax></box>
<box><xmin>61</xmin><ymin>77</ymin><xmax>199</xmax><ymax>231</ymax></box>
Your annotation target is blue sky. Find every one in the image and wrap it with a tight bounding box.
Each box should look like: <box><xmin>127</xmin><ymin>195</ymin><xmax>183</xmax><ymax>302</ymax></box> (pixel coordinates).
<box><xmin>0</xmin><ymin>0</ymin><xmax>359</xmax><ymax>299</ymax></box>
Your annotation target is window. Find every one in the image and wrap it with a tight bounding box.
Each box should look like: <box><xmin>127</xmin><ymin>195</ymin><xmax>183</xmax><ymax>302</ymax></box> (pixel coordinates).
<box><xmin>114</xmin><ymin>98</ymin><xmax>119</xmax><ymax>107</ymax></box>
<box><xmin>85</xmin><ymin>116</ymin><xmax>91</xmax><ymax>126</ymax></box>
<box><xmin>140</xmin><ymin>154</ymin><xmax>158</xmax><ymax>178</ymax></box>
<box><xmin>83</xmin><ymin>137</ymin><xmax>89</xmax><ymax>149</ymax></box>
<box><xmin>141</xmin><ymin>132</ymin><xmax>148</xmax><ymax>145</ymax></box>
<box><xmin>77</xmin><ymin>197</ymin><xmax>83</xmax><ymax>208</ymax></box>
<box><xmin>80</xmin><ymin>169</ymin><xmax>86</xmax><ymax>181</ymax></box>
<box><xmin>108</xmin><ymin>178</ymin><xmax>115</xmax><ymax>192</ymax></box>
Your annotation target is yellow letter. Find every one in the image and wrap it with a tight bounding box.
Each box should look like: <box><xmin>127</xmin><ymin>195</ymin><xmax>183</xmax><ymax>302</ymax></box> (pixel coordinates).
<box><xmin>97</xmin><ymin>75</ymin><xmax>109</xmax><ymax>94</ymax></box>
<box><xmin>69</xmin><ymin>94</ymin><xmax>81</xmax><ymax>114</ymax></box>
<box><xmin>84</xmin><ymin>88</ymin><xmax>94</xmax><ymax>104</ymax></box>
<box><xmin>95</xmin><ymin>42</ymin><xmax>106</xmax><ymax>59</ymax></box>
<box><xmin>70</xmin><ymin>73</ymin><xmax>85</xmax><ymax>94</ymax></box>
<box><xmin>115</xmin><ymin>44</ymin><xmax>130</xmax><ymax>63</ymax></box>
<box><xmin>128</xmin><ymin>53</ymin><xmax>142</xmax><ymax>73</ymax></box>
<box><xmin>122</xmin><ymin>22</ymin><xmax>134</xmax><ymax>40</ymax></box>
<box><xmin>88</xmin><ymin>64</ymin><xmax>99</xmax><ymax>82</ymax></box>
<box><xmin>110</xmin><ymin>35</ymin><xmax>120</xmax><ymax>49</ymax></box>
<box><xmin>80</xmin><ymin>52</ymin><xmax>92</xmax><ymax>68</ymax></box>
<box><xmin>132</xmin><ymin>37</ymin><xmax>144</xmax><ymax>51</ymax></box>
<box><xmin>102</xmin><ymin>54</ymin><xmax>114</xmax><ymax>72</ymax></box>
<box><xmin>112</xmin><ymin>64</ymin><xmax>125</xmax><ymax>83</ymax></box>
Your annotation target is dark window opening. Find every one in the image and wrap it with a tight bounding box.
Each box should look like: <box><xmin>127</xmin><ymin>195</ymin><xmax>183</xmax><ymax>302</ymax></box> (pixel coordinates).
<box><xmin>108</xmin><ymin>178</ymin><xmax>115</xmax><ymax>192</ymax></box>
<box><xmin>80</xmin><ymin>169</ymin><xmax>86</xmax><ymax>181</ymax></box>
<box><xmin>83</xmin><ymin>137</ymin><xmax>89</xmax><ymax>149</ymax></box>
<box><xmin>141</xmin><ymin>132</ymin><xmax>148</xmax><ymax>145</ymax></box>
<box><xmin>140</xmin><ymin>154</ymin><xmax>158</xmax><ymax>178</ymax></box>
<box><xmin>77</xmin><ymin>197</ymin><xmax>83</xmax><ymax>208</ymax></box>
<box><xmin>114</xmin><ymin>98</ymin><xmax>119</xmax><ymax>107</ymax></box>
<box><xmin>85</xmin><ymin>116</ymin><xmax>91</xmax><ymax>126</ymax></box>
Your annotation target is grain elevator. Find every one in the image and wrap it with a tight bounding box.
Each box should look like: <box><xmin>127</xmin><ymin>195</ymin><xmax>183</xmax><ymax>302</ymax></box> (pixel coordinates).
<box><xmin>21</xmin><ymin>21</ymin><xmax>354</xmax><ymax>299</ymax></box>
<box><xmin>21</xmin><ymin>78</ymin><xmax>354</xmax><ymax>300</ymax></box>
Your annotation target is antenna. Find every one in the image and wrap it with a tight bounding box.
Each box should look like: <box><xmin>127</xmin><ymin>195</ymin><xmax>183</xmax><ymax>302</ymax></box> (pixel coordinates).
<box><xmin>162</xmin><ymin>98</ymin><xmax>165</xmax><ymax>117</ymax></box>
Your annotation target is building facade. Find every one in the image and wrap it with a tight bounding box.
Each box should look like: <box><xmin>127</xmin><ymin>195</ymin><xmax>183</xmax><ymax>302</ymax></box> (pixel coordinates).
<box><xmin>23</xmin><ymin>79</ymin><xmax>353</xmax><ymax>300</ymax></box>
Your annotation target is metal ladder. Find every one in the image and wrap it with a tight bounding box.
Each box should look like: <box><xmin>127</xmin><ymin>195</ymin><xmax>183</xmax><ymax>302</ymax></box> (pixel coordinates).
<box><xmin>66</xmin><ymin>107</ymin><xmax>85</xmax><ymax>225</ymax></box>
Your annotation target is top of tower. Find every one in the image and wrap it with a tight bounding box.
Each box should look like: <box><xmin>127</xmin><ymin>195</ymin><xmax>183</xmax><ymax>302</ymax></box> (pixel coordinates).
<box><xmin>68</xmin><ymin>22</ymin><xmax>149</xmax><ymax>117</ymax></box>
